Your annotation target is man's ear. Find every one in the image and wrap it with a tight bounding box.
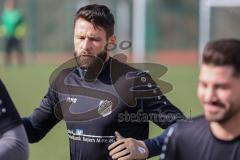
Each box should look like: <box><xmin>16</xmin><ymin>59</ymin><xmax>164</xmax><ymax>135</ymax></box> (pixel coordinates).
<box><xmin>108</xmin><ymin>35</ymin><xmax>116</xmax><ymax>44</ymax></box>
<box><xmin>106</xmin><ymin>35</ymin><xmax>116</xmax><ymax>52</ymax></box>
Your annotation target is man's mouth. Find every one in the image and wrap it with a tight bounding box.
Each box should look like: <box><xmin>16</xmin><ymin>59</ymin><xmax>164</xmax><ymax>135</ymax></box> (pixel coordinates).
<box><xmin>79</xmin><ymin>55</ymin><xmax>92</xmax><ymax>58</ymax></box>
<box><xmin>204</xmin><ymin>102</ymin><xmax>225</xmax><ymax>113</ymax></box>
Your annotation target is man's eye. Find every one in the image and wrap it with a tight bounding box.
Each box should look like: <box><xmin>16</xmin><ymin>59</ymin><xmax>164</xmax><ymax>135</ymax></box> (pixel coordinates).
<box><xmin>77</xmin><ymin>36</ymin><xmax>85</xmax><ymax>40</ymax></box>
<box><xmin>216</xmin><ymin>84</ymin><xmax>229</xmax><ymax>90</ymax></box>
<box><xmin>89</xmin><ymin>38</ymin><xmax>100</xmax><ymax>41</ymax></box>
<box><xmin>199</xmin><ymin>82</ymin><xmax>207</xmax><ymax>88</ymax></box>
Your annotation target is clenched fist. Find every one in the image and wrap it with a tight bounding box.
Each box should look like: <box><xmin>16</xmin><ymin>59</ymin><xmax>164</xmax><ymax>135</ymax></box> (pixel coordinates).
<box><xmin>108</xmin><ymin>132</ymin><xmax>149</xmax><ymax>160</ymax></box>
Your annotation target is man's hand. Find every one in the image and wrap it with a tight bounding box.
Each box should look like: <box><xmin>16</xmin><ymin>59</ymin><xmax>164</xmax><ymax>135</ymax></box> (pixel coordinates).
<box><xmin>108</xmin><ymin>131</ymin><xmax>149</xmax><ymax>160</ymax></box>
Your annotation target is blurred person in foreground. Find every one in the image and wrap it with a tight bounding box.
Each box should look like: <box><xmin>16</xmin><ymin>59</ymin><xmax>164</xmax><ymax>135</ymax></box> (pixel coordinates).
<box><xmin>108</xmin><ymin>39</ymin><xmax>240</xmax><ymax>160</ymax></box>
<box><xmin>0</xmin><ymin>0</ymin><xmax>26</xmax><ymax>65</ymax></box>
<box><xmin>0</xmin><ymin>79</ymin><xmax>28</xmax><ymax>160</ymax></box>
<box><xmin>22</xmin><ymin>4</ymin><xmax>185</xmax><ymax>160</ymax></box>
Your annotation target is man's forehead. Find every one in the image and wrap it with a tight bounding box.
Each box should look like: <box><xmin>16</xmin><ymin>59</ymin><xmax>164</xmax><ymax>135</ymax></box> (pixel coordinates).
<box><xmin>75</xmin><ymin>21</ymin><xmax>106</xmax><ymax>38</ymax></box>
<box><xmin>75</xmin><ymin>18</ymin><xmax>105</xmax><ymax>31</ymax></box>
<box><xmin>199</xmin><ymin>64</ymin><xmax>236</xmax><ymax>81</ymax></box>
<box><xmin>76</xmin><ymin>31</ymin><xmax>101</xmax><ymax>38</ymax></box>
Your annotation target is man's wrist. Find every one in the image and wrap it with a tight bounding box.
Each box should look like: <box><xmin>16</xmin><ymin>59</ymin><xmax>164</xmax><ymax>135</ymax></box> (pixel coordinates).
<box><xmin>138</xmin><ymin>140</ymin><xmax>149</xmax><ymax>158</ymax></box>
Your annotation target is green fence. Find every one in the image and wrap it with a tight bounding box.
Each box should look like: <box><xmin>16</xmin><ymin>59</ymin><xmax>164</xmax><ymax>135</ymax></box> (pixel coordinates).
<box><xmin>0</xmin><ymin>0</ymin><xmax>198</xmax><ymax>54</ymax></box>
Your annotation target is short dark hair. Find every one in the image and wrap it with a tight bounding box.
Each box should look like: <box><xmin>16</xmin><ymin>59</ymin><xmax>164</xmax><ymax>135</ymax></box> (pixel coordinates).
<box><xmin>203</xmin><ymin>39</ymin><xmax>240</xmax><ymax>76</ymax></box>
<box><xmin>74</xmin><ymin>4</ymin><xmax>115</xmax><ymax>39</ymax></box>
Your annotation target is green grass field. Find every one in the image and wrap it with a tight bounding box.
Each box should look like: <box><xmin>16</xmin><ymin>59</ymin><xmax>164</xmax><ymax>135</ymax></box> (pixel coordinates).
<box><xmin>0</xmin><ymin>64</ymin><xmax>202</xmax><ymax>160</ymax></box>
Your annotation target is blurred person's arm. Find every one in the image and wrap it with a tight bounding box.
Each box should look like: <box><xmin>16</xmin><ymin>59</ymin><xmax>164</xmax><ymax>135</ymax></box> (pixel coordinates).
<box><xmin>0</xmin><ymin>79</ymin><xmax>29</xmax><ymax>159</ymax></box>
<box><xmin>0</xmin><ymin>125</ymin><xmax>29</xmax><ymax>160</ymax></box>
<box><xmin>144</xmin><ymin>125</ymin><xmax>176</xmax><ymax>158</ymax></box>
<box><xmin>0</xmin><ymin>25</ymin><xmax>4</xmax><ymax>37</ymax></box>
<box><xmin>15</xmin><ymin>11</ymin><xmax>26</xmax><ymax>39</ymax></box>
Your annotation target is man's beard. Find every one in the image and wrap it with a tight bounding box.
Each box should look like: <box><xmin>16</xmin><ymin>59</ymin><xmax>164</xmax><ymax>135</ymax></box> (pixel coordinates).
<box><xmin>205</xmin><ymin>101</ymin><xmax>238</xmax><ymax>123</ymax></box>
<box><xmin>74</xmin><ymin>50</ymin><xmax>107</xmax><ymax>69</ymax></box>
<box><xmin>74</xmin><ymin>51</ymin><xmax>107</xmax><ymax>81</ymax></box>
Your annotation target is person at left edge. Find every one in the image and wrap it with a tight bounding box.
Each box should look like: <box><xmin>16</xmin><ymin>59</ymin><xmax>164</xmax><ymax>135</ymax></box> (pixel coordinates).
<box><xmin>22</xmin><ymin>4</ymin><xmax>185</xmax><ymax>160</ymax></box>
<box><xmin>0</xmin><ymin>79</ymin><xmax>29</xmax><ymax>160</ymax></box>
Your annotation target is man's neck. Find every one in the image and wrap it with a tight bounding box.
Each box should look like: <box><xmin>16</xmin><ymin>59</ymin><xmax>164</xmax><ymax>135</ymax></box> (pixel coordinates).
<box><xmin>210</xmin><ymin>113</ymin><xmax>240</xmax><ymax>141</ymax></box>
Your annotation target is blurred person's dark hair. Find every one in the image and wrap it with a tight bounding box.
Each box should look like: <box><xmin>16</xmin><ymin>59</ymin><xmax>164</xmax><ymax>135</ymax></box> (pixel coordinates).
<box><xmin>203</xmin><ymin>38</ymin><xmax>240</xmax><ymax>76</ymax></box>
<box><xmin>74</xmin><ymin>4</ymin><xmax>115</xmax><ymax>39</ymax></box>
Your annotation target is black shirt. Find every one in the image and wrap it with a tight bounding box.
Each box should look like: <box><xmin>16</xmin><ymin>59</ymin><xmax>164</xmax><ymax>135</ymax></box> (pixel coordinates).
<box><xmin>0</xmin><ymin>79</ymin><xmax>22</xmax><ymax>135</ymax></box>
<box><xmin>162</xmin><ymin>116</ymin><xmax>240</xmax><ymax>160</ymax></box>
<box><xmin>23</xmin><ymin>58</ymin><xmax>185</xmax><ymax>160</ymax></box>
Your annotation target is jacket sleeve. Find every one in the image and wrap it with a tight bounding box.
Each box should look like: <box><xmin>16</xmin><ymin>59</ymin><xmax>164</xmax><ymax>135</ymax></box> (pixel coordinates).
<box><xmin>134</xmin><ymin>72</ymin><xmax>185</xmax><ymax>129</ymax></box>
<box><xmin>22</xmin><ymin>87</ymin><xmax>62</xmax><ymax>143</ymax></box>
<box><xmin>142</xmin><ymin>95</ymin><xmax>185</xmax><ymax>129</ymax></box>
<box><xmin>139</xmin><ymin>72</ymin><xmax>185</xmax><ymax>157</ymax></box>
<box><xmin>144</xmin><ymin>124</ymin><xmax>177</xmax><ymax>158</ymax></box>
<box><xmin>0</xmin><ymin>125</ymin><xmax>29</xmax><ymax>160</ymax></box>
<box><xmin>161</xmin><ymin>125</ymin><xmax>178</xmax><ymax>160</ymax></box>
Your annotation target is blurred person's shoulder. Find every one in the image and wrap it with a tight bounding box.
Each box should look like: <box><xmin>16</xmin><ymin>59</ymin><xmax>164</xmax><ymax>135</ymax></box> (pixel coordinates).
<box><xmin>173</xmin><ymin>115</ymin><xmax>208</xmax><ymax>138</ymax></box>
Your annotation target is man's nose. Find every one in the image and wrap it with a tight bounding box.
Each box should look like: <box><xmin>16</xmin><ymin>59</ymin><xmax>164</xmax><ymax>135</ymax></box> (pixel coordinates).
<box><xmin>81</xmin><ymin>39</ymin><xmax>91</xmax><ymax>51</ymax></box>
<box><xmin>204</xmin><ymin>87</ymin><xmax>217</xmax><ymax>102</ymax></box>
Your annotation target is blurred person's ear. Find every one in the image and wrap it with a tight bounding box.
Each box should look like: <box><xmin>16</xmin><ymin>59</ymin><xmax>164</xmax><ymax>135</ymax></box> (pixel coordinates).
<box><xmin>108</xmin><ymin>35</ymin><xmax>116</xmax><ymax>45</ymax></box>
